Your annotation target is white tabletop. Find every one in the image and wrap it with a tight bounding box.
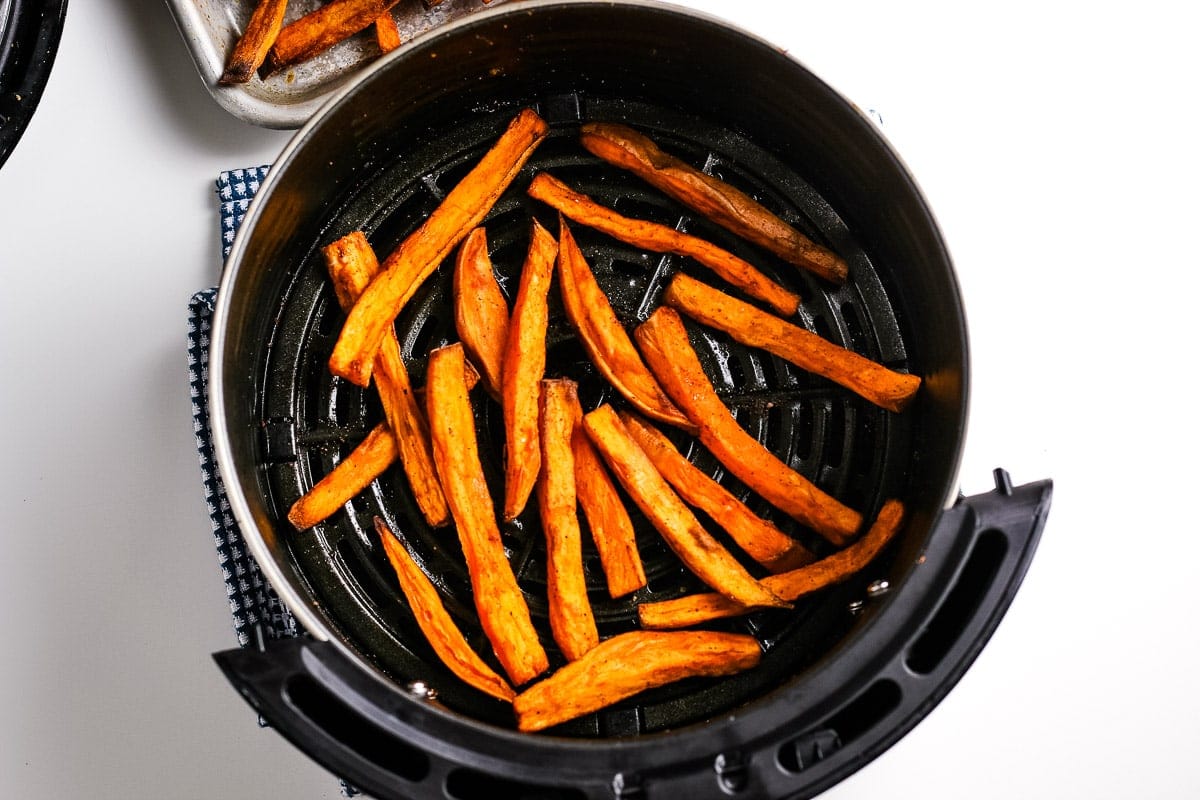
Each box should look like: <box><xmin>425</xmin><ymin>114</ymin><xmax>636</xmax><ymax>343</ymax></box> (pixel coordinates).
<box><xmin>2</xmin><ymin>1</ymin><xmax>1197</xmax><ymax>798</ymax></box>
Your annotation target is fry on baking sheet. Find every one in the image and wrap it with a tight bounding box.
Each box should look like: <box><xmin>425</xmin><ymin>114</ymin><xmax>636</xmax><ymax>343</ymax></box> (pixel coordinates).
<box><xmin>287</xmin><ymin>422</ymin><xmax>395</xmax><ymax>531</ymax></box>
<box><xmin>267</xmin><ymin>0</ymin><xmax>402</xmax><ymax>73</ymax></box>
<box><xmin>323</xmin><ymin>231</ymin><xmax>450</xmax><ymax>528</ymax></box>
<box><xmin>638</xmin><ymin>499</ymin><xmax>905</xmax><ymax>629</ymax></box>
<box><xmin>635</xmin><ymin>307</ymin><xmax>862</xmax><ymax>546</ymax></box>
<box><xmin>513</xmin><ymin>630</ymin><xmax>762</xmax><ymax>732</ymax></box>
<box><xmin>664</xmin><ymin>273</ymin><xmax>920</xmax><ymax>412</ymax></box>
<box><xmin>580</xmin><ymin>122</ymin><xmax>848</xmax><ymax>284</ymax></box>
<box><xmin>583</xmin><ymin>405</ymin><xmax>787</xmax><ymax>610</ymax></box>
<box><xmin>529</xmin><ymin>172</ymin><xmax>800</xmax><ymax>317</ymax></box>
<box><xmin>500</xmin><ymin>219</ymin><xmax>558</xmax><ymax>522</ymax></box>
<box><xmin>618</xmin><ymin>411</ymin><xmax>815</xmax><ymax>573</ymax></box>
<box><xmin>453</xmin><ymin>227</ymin><xmax>509</xmax><ymax>399</ymax></box>
<box><xmin>537</xmin><ymin>379</ymin><xmax>600</xmax><ymax>661</ymax></box>
<box><xmin>567</xmin><ymin>390</ymin><xmax>646</xmax><ymax>598</ymax></box>
<box><xmin>556</xmin><ymin>218</ymin><xmax>694</xmax><ymax>433</ymax></box>
<box><xmin>374</xmin><ymin>518</ymin><xmax>516</xmax><ymax>702</ymax></box>
<box><xmin>219</xmin><ymin>0</ymin><xmax>289</xmax><ymax>85</ymax></box>
<box><xmin>374</xmin><ymin>11</ymin><xmax>402</xmax><ymax>53</ymax></box>
<box><xmin>329</xmin><ymin>108</ymin><xmax>549</xmax><ymax>387</ymax></box>
<box><xmin>425</xmin><ymin>343</ymin><xmax>549</xmax><ymax>686</ymax></box>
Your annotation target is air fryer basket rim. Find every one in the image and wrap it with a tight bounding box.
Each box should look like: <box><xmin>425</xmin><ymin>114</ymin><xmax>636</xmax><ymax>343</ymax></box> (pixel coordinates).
<box><xmin>209</xmin><ymin>0</ymin><xmax>975</xmax><ymax>757</ymax></box>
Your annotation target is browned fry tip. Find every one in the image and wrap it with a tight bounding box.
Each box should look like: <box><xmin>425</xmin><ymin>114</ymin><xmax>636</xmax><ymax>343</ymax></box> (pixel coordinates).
<box><xmin>638</xmin><ymin>499</ymin><xmax>906</xmax><ymax>629</ymax></box>
<box><xmin>219</xmin><ymin>0</ymin><xmax>289</xmax><ymax>85</ymax></box>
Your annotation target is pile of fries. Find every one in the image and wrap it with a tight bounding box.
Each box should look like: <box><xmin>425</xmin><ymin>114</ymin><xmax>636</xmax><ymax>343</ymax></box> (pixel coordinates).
<box><xmin>288</xmin><ymin>107</ymin><xmax>920</xmax><ymax>732</ymax></box>
<box><xmin>218</xmin><ymin>0</ymin><xmax>479</xmax><ymax>85</ymax></box>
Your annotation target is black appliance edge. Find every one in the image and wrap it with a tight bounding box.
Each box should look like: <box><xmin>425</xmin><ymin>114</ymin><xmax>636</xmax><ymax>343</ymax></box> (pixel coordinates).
<box><xmin>0</xmin><ymin>0</ymin><xmax>68</xmax><ymax>169</ymax></box>
<box><xmin>215</xmin><ymin>469</ymin><xmax>1051</xmax><ymax>800</ymax></box>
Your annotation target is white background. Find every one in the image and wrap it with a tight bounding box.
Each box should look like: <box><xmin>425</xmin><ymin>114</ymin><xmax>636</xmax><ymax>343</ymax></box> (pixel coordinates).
<box><xmin>2</xmin><ymin>1</ymin><xmax>1197</xmax><ymax>798</ymax></box>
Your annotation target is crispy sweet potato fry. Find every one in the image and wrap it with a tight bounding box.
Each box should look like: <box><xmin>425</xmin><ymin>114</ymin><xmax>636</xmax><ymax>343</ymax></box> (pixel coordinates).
<box><xmin>324</xmin><ymin>231</ymin><xmax>450</xmax><ymax>528</ymax></box>
<box><xmin>501</xmin><ymin>219</ymin><xmax>558</xmax><ymax>522</ymax></box>
<box><xmin>580</xmin><ymin>122</ymin><xmax>848</xmax><ymax>284</ymax></box>
<box><xmin>425</xmin><ymin>343</ymin><xmax>548</xmax><ymax>686</ymax></box>
<box><xmin>374</xmin><ymin>518</ymin><xmax>515</xmax><ymax>702</ymax></box>
<box><xmin>329</xmin><ymin>108</ymin><xmax>549</xmax><ymax>386</ymax></box>
<box><xmin>618</xmin><ymin>411</ymin><xmax>815</xmax><ymax>573</ymax></box>
<box><xmin>567</xmin><ymin>391</ymin><xmax>646</xmax><ymax>598</ymax></box>
<box><xmin>537</xmin><ymin>380</ymin><xmax>600</xmax><ymax>661</ymax></box>
<box><xmin>219</xmin><ymin>0</ymin><xmax>289</xmax><ymax>85</ymax></box>
<box><xmin>665</xmin><ymin>273</ymin><xmax>921</xmax><ymax>413</ymax></box>
<box><xmin>374</xmin><ymin>11</ymin><xmax>402</xmax><ymax>53</ymax></box>
<box><xmin>530</xmin><ymin>173</ymin><xmax>800</xmax><ymax>317</ymax></box>
<box><xmin>453</xmin><ymin>227</ymin><xmax>508</xmax><ymax>399</ymax></box>
<box><xmin>513</xmin><ymin>630</ymin><xmax>762</xmax><ymax>732</ymax></box>
<box><xmin>583</xmin><ymin>405</ymin><xmax>787</xmax><ymax>610</ymax></box>
<box><xmin>267</xmin><ymin>0</ymin><xmax>402</xmax><ymax>73</ymax></box>
<box><xmin>638</xmin><ymin>499</ymin><xmax>906</xmax><ymax>629</ymax></box>
<box><xmin>635</xmin><ymin>307</ymin><xmax>862</xmax><ymax>546</ymax></box>
<box><xmin>287</xmin><ymin>422</ymin><xmax>395</xmax><ymax>531</ymax></box>
<box><xmin>556</xmin><ymin>218</ymin><xmax>694</xmax><ymax>433</ymax></box>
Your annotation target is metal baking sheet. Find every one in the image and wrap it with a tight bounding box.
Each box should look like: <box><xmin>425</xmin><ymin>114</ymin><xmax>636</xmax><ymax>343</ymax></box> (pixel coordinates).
<box><xmin>164</xmin><ymin>0</ymin><xmax>508</xmax><ymax>129</ymax></box>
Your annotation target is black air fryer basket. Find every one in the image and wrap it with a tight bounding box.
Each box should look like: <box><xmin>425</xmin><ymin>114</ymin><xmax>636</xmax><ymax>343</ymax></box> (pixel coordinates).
<box><xmin>208</xmin><ymin>2</ymin><xmax>1052</xmax><ymax>798</ymax></box>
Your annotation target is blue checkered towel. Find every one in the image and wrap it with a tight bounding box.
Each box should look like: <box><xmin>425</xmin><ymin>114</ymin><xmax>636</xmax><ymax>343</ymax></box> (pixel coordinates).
<box><xmin>187</xmin><ymin>166</ymin><xmax>358</xmax><ymax>796</ymax></box>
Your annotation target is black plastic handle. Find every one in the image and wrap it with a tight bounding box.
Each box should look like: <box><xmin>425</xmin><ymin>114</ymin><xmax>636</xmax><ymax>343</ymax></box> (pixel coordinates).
<box><xmin>215</xmin><ymin>470</ymin><xmax>1051</xmax><ymax>800</ymax></box>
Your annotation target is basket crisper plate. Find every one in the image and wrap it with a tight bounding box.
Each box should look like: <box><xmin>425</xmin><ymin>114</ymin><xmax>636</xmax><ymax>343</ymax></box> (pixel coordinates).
<box><xmin>164</xmin><ymin>0</ymin><xmax>509</xmax><ymax>128</ymax></box>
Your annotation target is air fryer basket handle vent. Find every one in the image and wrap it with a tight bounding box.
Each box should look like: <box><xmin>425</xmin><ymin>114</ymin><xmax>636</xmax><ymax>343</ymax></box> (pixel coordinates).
<box><xmin>215</xmin><ymin>471</ymin><xmax>1050</xmax><ymax>800</ymax></box>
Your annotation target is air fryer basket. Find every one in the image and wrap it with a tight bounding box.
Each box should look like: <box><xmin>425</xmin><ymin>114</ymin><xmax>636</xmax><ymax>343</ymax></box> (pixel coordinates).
<box><xmin>209</xmin><ymin>2</ymin><xmax>1051</xmax><ymax>798</ymax></box>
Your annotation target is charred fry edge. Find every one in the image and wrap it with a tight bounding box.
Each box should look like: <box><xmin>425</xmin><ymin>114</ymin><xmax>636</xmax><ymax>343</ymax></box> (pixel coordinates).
<box><xmin>537</xmin><ymin>380</ymin><xmax>600</xmax><ymax>661</ymax></box>
<box><xmin>267</xmin><ymin>0</ymin><xmax>402</xmax><ymax>73</ymax></box>
<box><xmin>453</xmin><ymin>227</ymin><xmax>509</xmax><ymax>400</ymax></box>
<box><xmin>583</xmin><ymin>405</ymin><xmax>787</xmax><ymax>610</ymax></box>
<box><xmin>664</xmin><ymin>273</ymin><xmax>920</xmax><ymax>413</ymax></box>
<box><xmin>635</xmin><ymin>306</ymin><xmax>862</xmax><ymax>545</ymax></box>
<box><xmin>501</xmin><ymin>219</ymin><xmax>557</xmax><ymax>522</ymax></box>
<box><xmin>530</xmin><ymin>172</ymin><xmax>800</xmax><ymax>317</ymax></box>
<box><xmin>425</xmin><ymin>343</ymin><xmax>549</xmax><ymax>686</ymax></box>
<box><xmin>324</xmin><ymin>231</ymin><xmax>450</xmax><ymax>528</ymax></box>
<box><xmin>568</xmin><ymin>392</ymin><xmax>647</xmax><ymax>598</ymax></box>
<box><xmin>287</xmin><ymin>423</ymin><xmax>395</xmax><ymax>530</ymax></box>
<box><xmin>375</xmin><ymin>518</ymin><xmax>516</xmax><ymax>702</ymax></box>
<box><xmin>328</xmin><ymin>108</ymin><xmax>548</xmax><ymax>387</ymax></box>
<box><xmin>556</xmin><ymin>217</ymin><xmax>695</xmax><ymax>432</ymax></box>
<box><xmin>638</xmin><ymin>499</ymin><xmax>906</xmax><ymax>629</ymax></box>
<box><xmin>580</xmin><ymin>122</ymin><xmax>848</xmax><ymax>283</ymax></box>
<box><xmin>219</xmin><ymin>0</ymin><xmax>289</xmax><ymax>85</ymax></box>
<box><xmin>513</xmin><ymin>630</ymin><xmax>762</xmax><ymax>732</ymax></box>
<box><xmin>618</xmin><ymin>411</ymin><xmax>815</xmax><ymax>573</ymax></box>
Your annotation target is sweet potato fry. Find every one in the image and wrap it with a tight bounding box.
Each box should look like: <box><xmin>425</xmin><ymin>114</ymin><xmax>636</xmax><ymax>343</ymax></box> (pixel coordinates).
<box><xmin>556</xmin><ymin>218</ymin><xmax>694</xmax><ymax>433</ymax></box>
<box><xmin>453</xmin><ymin>227</ymin><xmax>508</xmax><ymax>399</ymax></box>
<box><xmin>267</xmin><ymin>0</ymin><xmax>402</xmax><ymax>73</ymax></box>
<box><xmin>635</xmin><ymin>307</ymin><xmax>862</xmax><ymax>546</ymax></box>
<box><xmin>638</xmin><ymin>499</ymin><xmax>906</xmax><ymax>629</ymax></box>
<box><xmin>529</xmin><ymin>172</ymin><xmax>800</xmax><ymax>317</ymax></box>
<box><xmin>567</xmin><ymin>391</ymin><xmax>646</xmax><ymax>598</ymax></box>
<box><xmin>513</xmin><ymin>630</ymin><xmax>762</xmax><ymax>732</ymax></box>
<box><xmin>664</xmin><ymin>273</ymin><xmax>921</xmax><ymax>413</ymax></box>
<box><xmin>219</xmin><ymin>0</ymin><xmax>288</xmax><ymax>85</ymax></box>
<box><xmin>287</xmin><ymin>422</ymin><xmax>395</xmax><ymax>531</ymax></box>
<box><xmin>583</xmin><ymin>405</ymin><xmax>787</xmax><ymax>610</ymax></box>
<box><xmin>323</xmin><ymin>231</ymin><xmax>450</xmax><ymax>528</ymax></box>
<box><xmin>580</xmin><ymin>122</ymin><xmax>848</xmax><ymax>284</ymax></box>
<box><xmin>374</xmin><ymin>518</ymin><xmax>515</xmax><ymax>702</ymax></box>
<box><xmin>537</xmin><ymin>380</ymin><xmax>600</xmax><ymax>661</ymax></box>
<box><xmin>618</xmin><ymin>411</ymin><xmax>815</xmax><ymax>573</ymax></box>
<box><xmin>374</xmin><ymin>11</ymin><xmax>402</xmax><ymax>53</ymax></box>
<box><xmin>329</xmin><ymin>108</ymin><xmax>549</xmax><ymax>386</ymax></box>
<box><xmin>425</xmin><ymin>343</ymin><xmax>549</xmax><ymax>686</ymax></box>
<box><xmin>501</xmin><ymin>219</ymin><xmax>558</xmax><ymax>522</ymax></box>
